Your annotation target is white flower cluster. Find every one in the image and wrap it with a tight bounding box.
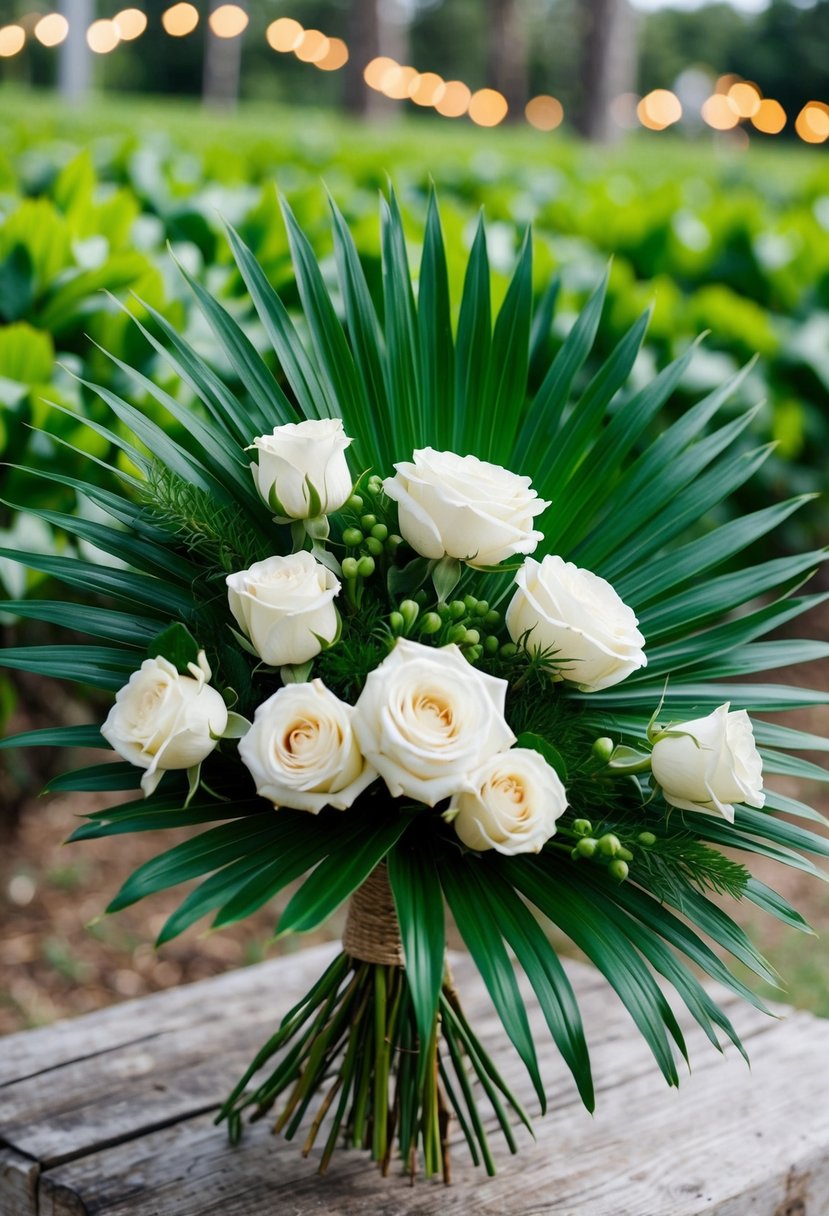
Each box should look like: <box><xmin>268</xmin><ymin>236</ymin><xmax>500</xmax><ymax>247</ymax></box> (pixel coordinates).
<box><xmin>102</xmin><ymin>420</ymin><xmax>763</xmax><ymax>846</ymax></box>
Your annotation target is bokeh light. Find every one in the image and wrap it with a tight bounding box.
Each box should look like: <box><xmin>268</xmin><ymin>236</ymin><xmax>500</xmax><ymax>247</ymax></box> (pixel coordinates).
<box><xmin>114</xmin><ymin>8</ymin><xmax>146</xmax><ymax>40</ymax></box>
<box><xmin>0</xmin><ymin>24</ymin><xmax>26</xmax><ymax>56</ymax></box>
<box><xmin>315</xmin><ymin>37</ymin><xmax>348</xmax><ymax>72</ymax></box>
<box><xmin>638</xmin><ymin>89</ymin><xmax>682</xmax><ymax>130</ymax></box>
<box><xmin>727</xmin><ymin>81</ymin><xmax>762</xmax><ymax>118</ymax></box>
<box><xmin>208</xmin><ymin>5</ymin><xmax>248</xmax><ymax>39</ymax></box>
<box><xmin>34</xmin><ymin>12</ymin><xmax>68</xmax><ymax>46</ymax></box>
<box><xmin>434</xmin><ymin>80</ymin><xmax>471</xmax><ymax>118</ymax></box>
<box><xmin>701</xmin><ymin>93</ymin><xmax>740</xmax><ymax>130</ymax></box>
<box><xmin>796</xmin><ymin>102</ymin><xmax>829</xmax><ymax>144</ymax></box>
<box><xmin>380</xmin><ymin>64</ymin><xmax>419</xmax><ymax>101</ymax></box>
<box><xmin>295</xmin><ymin>29</ymin><xmax>330</xmax><ymax>64</ymax></box>
<box><xmin>162</xmin><ymin>3</ymin><xmax>199</xmax><ymax>37</ymax></box>
<box><xmin>266</xmin><ymin>17</ymin><xmax>303</xmax><ymax>52</ymax></box>
<box><xmin>409</xmin><ymin>72</ymin><xmax>445</xmax><ymax>107</ymax></box>
<box><xmin>363</xmin><ymin>56</ymin><xmax>395</xmax><ymax>90</ymax></box>
<box><xmin>86</xmin><ymin>18</ymin><xmax>120</xmax><ymax>53</ymax></box>
<box><xmin>525</xmin><ymin>95</ymin><xmax>564</xmax><ymax>131</ymax></box>
<box><xmin>714</xmin><ymin>73</ymin><xmax>740</xmax><ymax>95</ymax></box>
<box><xmin>468</xmin><ymin>88</ymin><xmax>508</xmax><ymax>127</ymax></box>
<box><xmin>752</xmin><ymin>99</ymin><xmax>786</xmax><ymax>135</ymax></box>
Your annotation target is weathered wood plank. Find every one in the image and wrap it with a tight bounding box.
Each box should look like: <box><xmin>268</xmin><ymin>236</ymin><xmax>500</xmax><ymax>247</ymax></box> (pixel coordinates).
<box><xmin>0</xmin><ymin>1146</ymin><xmax>39</xmax><ymax>1216</ymax></box>
<box><xmin>35</xmin><ymin>1012</ymin><xmax>829</xmax><ymax>1216</ymax></box>
<box><xmin>1</xmin><ymin>950</ymin><xmax>757</xmax><ymax>1170</ymax></box>
<box><xmin>3</xmin><ymin>944</ymin><xmax>827</xmax><ymax>1215</ymax></box>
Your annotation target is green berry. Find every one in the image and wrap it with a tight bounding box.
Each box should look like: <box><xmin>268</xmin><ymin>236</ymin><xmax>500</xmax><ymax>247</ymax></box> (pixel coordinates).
<box><xmin>637</xmin><ymin>831</ymin><xmax>657</xmax><ymax>847</ymax></box>
<box><xmin>357</xmin><ymin>555</ymin><xmax>375</xmax><ymax>578</ymax></box>
<box><xmin>576</xmin><ymin>837</ymin><xmax>598</xmax><ymax>858</ymax></box>
<box><xmin>420</xmin><ymin>612</ymin><xmax>442</xmax><ymax>635</ymax></box>
<box><xmin>449</xmin><ymin>600</ymin><xmax>467</xmax><ymax>620</ymax></box>
<box><xmin>413</xmin><ymin>590</ymin><xmax>428</xmax><ymax>607</ymax></box>
<box><xmin>463</xmin><ymin>629</ymin><xmax>480</xmax><ymax>646</ymax></box>
<box><xmin>500</xmin><ymin>642</ymin><xmax>518</xmax><ymax>659</ymax></box>
<box><xmin>609</xmin><ymin>859</ymin><xmax>629</xmax><ymax>882</ymax></box>
<box><xmin>342</xmin><ymin>557</ymin><xmax>359</xmax><ymax>580</ymax></box>
<box><xmin>484</xmin><ymin>635</ymin><xmax>500</xmax><ymax>655</ymax></box>
<box><xmin>572</xmin><ymin>818</ymin><xmax>593</xmax><ymax>837</ymax></box>
<box><xmin>474</xmin><ymin>600</ymin><xmax>489</xmax><ymax>617</ymax></box>
<box><xmin>463</xmin><ymin>595</ymin><xmax>477</xmax><ymax>612</ymax></box>
<box><xmin>465</xmin><ymin>645</ymin><xmax>483</xmax><ymax>663</ymax></box>
<box><xmin>389</xmin><ymin>612</ymin><xmax>404</xmax><ymax>634</ymax></box>
<box><xmin>342</xmin><ymin>527</ymin><xmax>364</xmax><ymax>548</ymax></box>
<box><xmin>346</xmin><ymin>494</ymin><xmax>364</xmax><ymax>512</ymax></box>
<box><xmin>617</xmin><ymin>846</ymin><xmax>634</xmax><ymax>862</ymax></box>
<box><xmin>400</xmin><ymin>600</ymin><xmax>420</xmax><ymax>629</ymax></box>
<box><xmin>388</xmin><ymin>533</ymin><xmax>404</xmax><ymax>554</ymax></box>
<box><xmin>484</xmin><ymin>609</ymin><xmax>501</xmax><ymax>629</ymax></box>
<box><xmin>364</xmin><ymin>536</ymin><xmax>384</xmax><ymax>556</ymax></box>
<box><xmin>360</xmin><ymin>514</ymin><xmax>378</xmax><ymax>531</ymax></box>
<box><xmin>598</xmin><ymin>833</ymin><xmax>621</xmax><ymax>857</ymax></box>
<box><xmin>447</xmin><ymin>623</ymin><xmax>468</xmax><ymax>645</ymax></box>
<box><xmin>371</xmin><ymin>523</ymin><xmax>388</xmax><ymax>542</ymax></box>
<box><xmin>591</xmin><ymin>737</ymin><xmax>614</xmax><ymax>763</ymax></box>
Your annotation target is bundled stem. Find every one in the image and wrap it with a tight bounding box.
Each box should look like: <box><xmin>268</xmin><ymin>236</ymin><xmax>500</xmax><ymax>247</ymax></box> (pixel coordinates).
<box><xmin>217</xmin><ymin>867</ymin><xmax>531</xmax><ymax>1178</ymax></box>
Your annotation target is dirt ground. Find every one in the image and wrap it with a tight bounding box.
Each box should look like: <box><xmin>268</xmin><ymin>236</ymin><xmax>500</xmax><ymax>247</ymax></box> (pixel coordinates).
<box><xmin>2</xmin><ymin>628</ymin><xmax>827</xmax><ymax>1036</ymax></box>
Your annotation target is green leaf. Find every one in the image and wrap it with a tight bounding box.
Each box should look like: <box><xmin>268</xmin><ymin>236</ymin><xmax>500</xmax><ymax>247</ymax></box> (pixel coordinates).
<box><xmin>744</xmin><ymin>879</ymin><xmax>814</xmax><ymax>936</ymax></box>
<box><xmin>148</xmin><ymin>622</ymin><xmax>201</xmax><ymax>672</ymax></box>
<box><xmin>515</xmin><ymin>732</ymin><xmax>568</xmax><ymax>782</ymax></box>
<box><xmin>507</xmin><ymin>856</ymin><xmax>684</xmax><ymax>1086</ymax></box>
<box><xmin>453</xmin><ymin>213</ymin><xmax>491</xmax><ymax>452</ymax></box>
<box><xmin>481</xmin><ymin>859</ymin><xmax>594</xmax><ymax>1110</ymax></box>
<box><xmin>46</xmin><ymin>762</ymin><xmax>143</xmax><ymax>793</ymax></box>
<box><xmin>485</xmin><ymin>227</ymin><xmax>532</xmax><ymax>461</ymax></box>
<box><xmin>513</xmin><ymin>265</ymin><xmax>608</xmax><ymax>470</ymax></box>
<box><xmin>0</xmin><ymin>601</ymin><xmax>162</xmax><ymax>646</ymax></box>
<box><xmin>0</xmin><ymin>645</ymin><xmax>138</xmax><ymax>690</ymax></box>
<box><xmin>387</xmin><ymin>840</ymin><xmax>445</xmax><ymax>1055</ymax></box>
<box><xmin>439</xmin><ymin>853</ymin><xmax>546</xmax><ymax>1111</ymax></box>
<box><xmin>417</xmin><ymin>189</ymin><xmax>454</xmax><ymax>452</ymax></box>
<box><xmin>0</xmin><ymin>724</ymin><xmax>104</xmax><ymax>750</ymax></box>
<box><xmin>381</xmin><ymin>189</ymin><xmax>421</xmax><ymax>455</ymax></box>
<box><xmin>277</xmin><ymin>811</ymin><xmax>410</xmax><ymax>936</ymax></box>
<box><xmin>0</xmin><ymin>548</ymin><xmax>194</xmax><ymax>616</ymax></box>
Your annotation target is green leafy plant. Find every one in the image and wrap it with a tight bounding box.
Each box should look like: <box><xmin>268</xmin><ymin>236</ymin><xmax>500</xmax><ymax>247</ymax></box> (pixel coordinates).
<box><xmin>2</xmin><ymin>188</ymin><xmax>827</xmax><ymax>1181</ymax></box>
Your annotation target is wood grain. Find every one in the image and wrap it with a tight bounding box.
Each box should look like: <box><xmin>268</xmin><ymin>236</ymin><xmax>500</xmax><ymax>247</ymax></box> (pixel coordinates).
<box><xmin>2</xmin><ymin>944</ymin><xmax>828</xmax><ymax>1216</ymax></box>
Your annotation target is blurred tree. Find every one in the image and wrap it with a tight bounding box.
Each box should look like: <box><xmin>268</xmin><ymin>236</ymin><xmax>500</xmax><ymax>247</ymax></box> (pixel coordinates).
<box><xmin>575</xmin><ymin>0</ymin><xmax>636</xmax><ymax>141</ymax></box>
<box><xmin>487</xmin><ymin>0</ymin><xmax>528</xmax><ymax>117</ymax></box>
<box><xmin>58</xmin><ymin>0</ymin><xmax>92</xmax><ymax>101</ymax></box>
<box><xmin>202</xmin><ymin>0</ymin><xmax>248</xmax><ymax>109</ymax></box>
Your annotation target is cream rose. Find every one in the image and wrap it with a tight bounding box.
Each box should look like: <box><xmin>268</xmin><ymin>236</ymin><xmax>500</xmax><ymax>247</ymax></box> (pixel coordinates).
<box><xmin>383</xmin><ymin>448</ymin><xmax>549</xmax><ymax>568</ymax></box>
<box><xmin>239</xmin><ymin>679</ymin><xmax>375</xmax><ymax>814</ymax></box>
<box><xmin>650</xmin><ymin>703</ymin><xmax>764</xmax><ymax>823</ymax></box>
<box><xmin>226</xmin><ymin>552</ymin><xmax>340</xmax><ymax>668</ymax></box>
<box><xmin>352</xmin><ymin>638</ymin><xmax>515</xmax><ymax>806</ymax></box>
<box><xmin>506</xmin><ymin>555</ymin><xmax>646</xmax><ymax>693</ymax></box>
<box><xmin>449</xmin><ymin>748</ymin><xmax>568</xmax><ymax>855</ymax></box>
<box><xmin>250</xmin><ymin>418</ymin><xmax>353</xmax><ymax>521</ymax></box>
<box><xmin>101</xmin><ymin>651</ymin><xmax>227</xmax><ymax>797</ymax></box>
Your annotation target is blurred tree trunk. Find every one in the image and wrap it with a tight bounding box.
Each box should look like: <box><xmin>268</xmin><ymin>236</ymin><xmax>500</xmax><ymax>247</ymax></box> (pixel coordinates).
<box><xmin>344</xmin><ymin>0</ymin><xmax>408</xmax><ymax>118</ymax></box>
<box><xmin>58</xmin><ymin>0</ymin><xmax>92</xmax><ymax>102</ymax></box>
<box><xmin>202</xmin><ymin>0</ymin><xmax>247</xmax><ymax>110</ymax></box>
<box><xmin>487</xmin><ymin>0</ymin><xmax>527</xmax><ymax>119</ymax></box>
<box><xmin>576</xmin><ymin>0</ymin><xmax>637</xmax><ymax>141</ymax></box>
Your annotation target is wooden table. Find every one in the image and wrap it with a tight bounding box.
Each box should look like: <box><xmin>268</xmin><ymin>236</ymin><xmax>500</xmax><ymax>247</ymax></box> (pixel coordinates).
<box><xmin>2</xmin><ymin>942</ymin><xmax>828</xmax><ymax>1215</ymax></box>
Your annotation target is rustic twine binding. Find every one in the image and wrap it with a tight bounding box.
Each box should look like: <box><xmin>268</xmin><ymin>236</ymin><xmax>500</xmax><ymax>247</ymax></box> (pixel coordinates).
<box><xmin>343</xmin><ymin>862</ymin><xmax>404</xmax><ymax>967</ymax></box>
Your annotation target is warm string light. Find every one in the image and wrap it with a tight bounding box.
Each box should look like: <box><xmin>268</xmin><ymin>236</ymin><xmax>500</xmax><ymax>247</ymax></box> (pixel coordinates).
<box><xmin>1</xmin><ymin>9</ymin><xmax>824</xmax><ymax>141</ymax></box>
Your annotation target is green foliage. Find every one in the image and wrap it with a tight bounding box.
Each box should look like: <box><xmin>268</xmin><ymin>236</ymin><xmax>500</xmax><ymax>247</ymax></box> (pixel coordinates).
<box><xmin>1</xmin><ymin>150</ymin><xmax>826</xmax><ymax>1149</ymax></box>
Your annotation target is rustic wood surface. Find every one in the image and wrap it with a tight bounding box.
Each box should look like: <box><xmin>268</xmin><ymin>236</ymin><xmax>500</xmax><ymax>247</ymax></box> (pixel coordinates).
<box><xmin>2</xmin><ymin>942</ymin><xmax>828</xmax><ymax>1216</ymax></box>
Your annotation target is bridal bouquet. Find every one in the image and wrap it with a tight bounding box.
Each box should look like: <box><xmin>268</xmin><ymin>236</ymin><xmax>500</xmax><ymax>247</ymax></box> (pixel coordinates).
<box><xmin>4</xmin><ymin>191</ymin><xmax>827</xmax><ymax>1181</ymax></box>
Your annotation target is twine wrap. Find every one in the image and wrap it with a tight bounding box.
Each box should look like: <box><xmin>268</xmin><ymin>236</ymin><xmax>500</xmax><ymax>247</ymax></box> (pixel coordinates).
<box><xmin>343</xmin><ymin>862</ymin><xmax>404</xmax><ymax>966</ymax></box>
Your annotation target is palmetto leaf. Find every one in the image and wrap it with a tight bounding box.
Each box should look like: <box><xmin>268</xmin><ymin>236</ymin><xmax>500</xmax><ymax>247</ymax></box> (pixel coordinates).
<box><xmin>388</xmin><ymin>839</ymin><xmax>445</xmax><ymax>1055</ymax></box>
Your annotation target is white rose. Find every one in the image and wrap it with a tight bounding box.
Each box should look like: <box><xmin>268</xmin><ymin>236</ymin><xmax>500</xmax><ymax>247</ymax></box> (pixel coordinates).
<box><xmin>101</xmin><ymin>651</ymin><xmax>227</xmax><ymax>797</ymax></box>
<box><xmin>506</xmin><ymin>555</ymin><xmax>646</xmax><ymax>692</ymax></box>
<box><xmin>352</xmin><ymin>638</ymin><xmax>515</xmax><ymax>806</ymax></box>
<box><xmin>650</xmin><ymin>703</ymin><xmax>764</xmax><ymax>823</ymax></box>
<box><xmin>383</xmin><ymin>447</ymin><xmax>549</xmax><ymax>568</ymax></box>
<box><xmin>449</xmin><ymin>748</ymin><xmax>568</xmax><ymax>855</ymax></box>
<box><xmin>226</xmin><ymin>552</ymin><xmax>340</xmax><ymax>668</ymax></box>
<box><xmin>239</xmin><ymin>679</ymin><xmax>375</xmax><ymax>814</ymax></box>
<box><xmin>250</xmin><ymin>418</ymin><xmax>353</xmax><ymax>521</ymax></box>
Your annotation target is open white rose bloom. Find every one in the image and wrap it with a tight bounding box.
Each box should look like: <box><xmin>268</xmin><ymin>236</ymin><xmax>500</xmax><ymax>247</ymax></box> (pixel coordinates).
<box><xmin>4</xmin><ymin>195</ymin><xmax>826</xmax><ymax>1183</ymax></box>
